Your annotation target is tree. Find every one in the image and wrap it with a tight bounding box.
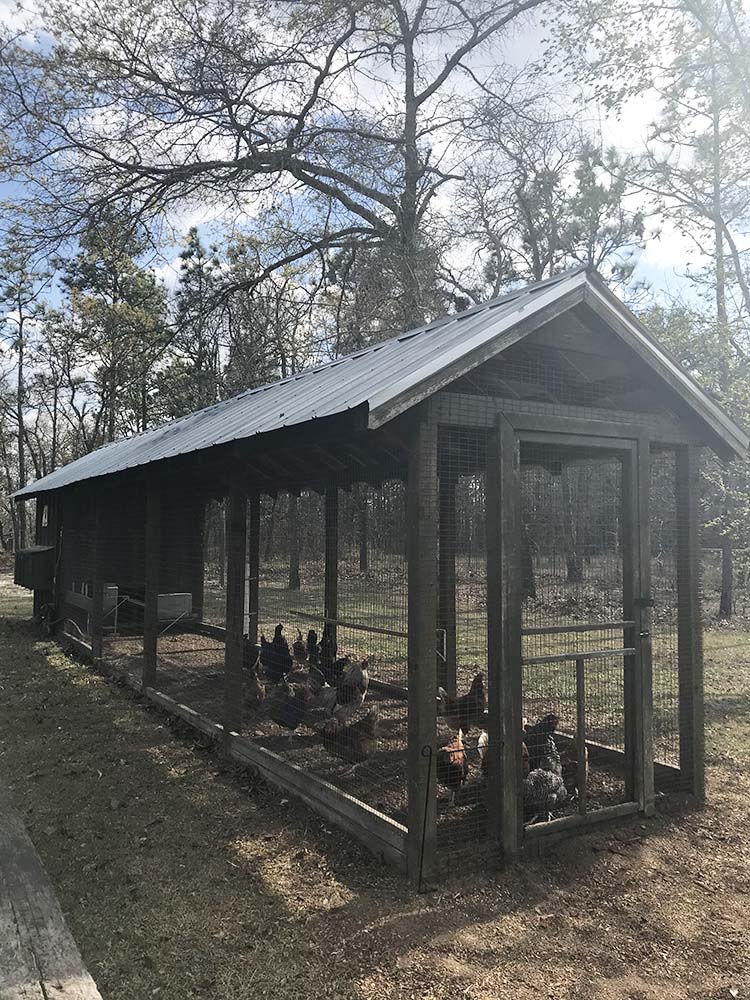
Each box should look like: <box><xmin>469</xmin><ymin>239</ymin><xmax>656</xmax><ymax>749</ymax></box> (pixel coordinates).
<box><xmin>0</xmin><ymin>0</ymin><xmax>549</xmax><ymax>330</ymax></box>
<box><xmin>58</xmin><ymin>215</ymin><xmax>168</xmax><ymax>446</ymax></box>
<box><xmin>159</xmin><ymin>229</ymin><xmax>224</xmax><ymax>419</ymax></box>
<box><xmin>453</xmin><ymin>106</ymin><xmax>646</xmax><ymax>301</ymax></box>
<box><xmin>554</xmin><ymin>0</ymin><xmax>750</xmax><ymax>616</ymax></box>
<box><xmin>0</xmin><ymin>236</ymin><xmax>51</xmax><ymax>548</ymax></box>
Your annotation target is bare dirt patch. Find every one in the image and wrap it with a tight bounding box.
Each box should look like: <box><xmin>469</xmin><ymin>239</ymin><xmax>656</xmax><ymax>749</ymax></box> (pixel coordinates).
<box><xmin>0</xmin><ymin>577</ymin><xmax>748</xmax><ymax>1000</ymax></box>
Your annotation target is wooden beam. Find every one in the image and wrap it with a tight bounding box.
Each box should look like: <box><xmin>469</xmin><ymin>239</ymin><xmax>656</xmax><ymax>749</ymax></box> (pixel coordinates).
<box><xmin>90</xmin><ymin>495</ymin><xmax>104</xmax><ymax>666</ymax></box>
<box><xmin>0</xmin><ymin>783</ymin><xmax>104</xmax><ymax>999</ymax></box>
<box><xmin>224</xmin><ymin>480</ymin><xmax>247</xmax><ymax>748</ymax></box>
<box><xmin>406</xmin><ymin>403</ymin><xmax>438</xmax><ymax>885</ymax></box>
<box><xmin>676</xmin><ymin>446</ymin><xmax>705</xmax><ymax>799</ymax></box>
<box><xmin>187</xmin><ymin>500</ymin><xmax>205</xmax><ymax>623</ymax></box>
<box><xmin>621</xmin><ymin>444</ymin><xmax>637</xmax><ymax>804</ymax></box>
<box><xmin>486</xmin><ymin>415</ymin><xmax>522</xmax><ymax>857</ymax></box>
<box><xmin>437</xmin><ymin>469</ymin><xmax>457</xmax><ymax>695</ymax></box>
<box><xmin>435</xmin><ymin>392</ymin><xmax>702</xmax><ymax>446</ymax></box>
<box><xmin>324</xmin><ymin>487</ymin><xmax>339</xmax><ymax>648</ymax></box>
<box><xmin>636</xmin><ymin>434</ymin><xmax>655</xmax><ymax>816</ymax></box>
<box><xmin>143</xmin><ymin>485</ymin><xmax>160</xmax><ymax>689</ymax></box>
<box><xmin>246</xmin><ymin>491</ymin><xmax>260</xmax><ymax>646</ymax></box>
<box><xmin>135</xmin><ymin>686</ymin><xmax>408</xmax><ymax>871</ymax></box>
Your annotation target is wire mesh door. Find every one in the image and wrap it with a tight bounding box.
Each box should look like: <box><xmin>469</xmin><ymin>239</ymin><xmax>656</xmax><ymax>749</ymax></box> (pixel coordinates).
<box><xmin>518</xmin><ymin>435</ymin><xmax>644</xmax><ymax>835</ymax></box>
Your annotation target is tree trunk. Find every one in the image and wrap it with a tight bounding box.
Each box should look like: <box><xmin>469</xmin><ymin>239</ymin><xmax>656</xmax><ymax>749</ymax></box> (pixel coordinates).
<box><xmin>288</xmin><ymin>494</ymin><xmax>301</xmax><ymax>590</ymax></box>
<box><xmin>399</xmin><ymin>21</ymin><xmax>424</xmax><ymax>331</ymax></box>
<box><xmin>263</xmin><ymin>496</ymin><xmax>277</xmax><ymax>562</ymax></box>
<box><xmin>218</xmin><ymin>504</ymin><xmax>226</xmax><ymax>589</ymax></box>
<box><xmin>356</xmin><ymin>484</ymin><xmax>369</xmax><ymax>572</ymax></box>
<box><xmin>712</xmin><ymin>54</ymin><xmax>733</xmax><ymax>619</ymax></box>
<box><xmin>719</xmin><ymin>535</ymin><xmax>733</xmax><ymax>618</ymax></box>
<box><xmin>16</xmin><ymin>313</ymin><xmax>26</xmax><ymax>549</ymax></box>
<box><xmin>561</xmin><ymin>467</ymin><xmax>583</xmax><ymax>584</ymax></box>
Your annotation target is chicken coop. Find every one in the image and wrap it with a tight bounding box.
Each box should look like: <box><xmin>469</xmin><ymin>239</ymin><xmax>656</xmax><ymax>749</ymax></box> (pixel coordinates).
<box><xmin>14</xmin><ymin>268</ymin><xmax>748</xmax><ymax>884</ymax></box>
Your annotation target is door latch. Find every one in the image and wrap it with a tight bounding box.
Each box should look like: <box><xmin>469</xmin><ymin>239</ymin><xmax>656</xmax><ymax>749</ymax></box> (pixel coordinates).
<box><xmin>634</xmin><ymin>597</ymin><xmax>655</xmax><ymax>608</ymax></box>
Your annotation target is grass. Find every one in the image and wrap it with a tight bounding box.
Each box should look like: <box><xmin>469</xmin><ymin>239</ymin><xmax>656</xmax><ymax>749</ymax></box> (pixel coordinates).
<box><xmin>2</xmin><ymin>574</ymin><xmax>750</xmax><ymax>1000</ymax></box>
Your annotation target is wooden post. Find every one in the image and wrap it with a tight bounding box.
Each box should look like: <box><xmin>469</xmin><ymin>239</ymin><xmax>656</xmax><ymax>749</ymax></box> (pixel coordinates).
<box><xmin>676</xmin><ymin>446</ymin><xmax>705</xmax><ymax>800</ymax></box>
<box><xmin>575</xmin><ymin>657</ymin><xmax>587</xmax><ymax>816</ymax></box>
<box><xmin>438</xmin><ymin>470</ymin><xmax>457</xmax><ymax>695</ymax></box>
<box><xmin>636</xmin><ymin>435</ymin><xmax>655</xmax><ymax>816</ymax></box>
<box><xmin>51</xmin><ymin>496</ymin><xmax>63</xmax><ymax>633</ymax></box>
<box><xmin>32</xmin><ymin>499</ymin><xmax>47</xmax><ymax>619</ymax></box>
<box><xmin>224</xmin><ymin>480</ymin><xmax>247</xmax><ymax>749</ymax></box>
<box><xmin>621</xmin><ymin>447</ymin><xmax>637</xmax><ymax>804</ymax></box>
<box><xmin>324</xmin><ymin>487</ymin><xmax>339</xmax><ymax>646</ymax></box>
<box><xmin>143</xmin><ymin>484</ymin><xmax>160</xmax><ymax>689</ymax></box>
<box><xmin>406</xmin><ymin>403</ymin><xmax>438</xmax><ymax>885</ymax></box>
<box><xmin>188</xmin><ymin>499</ymin><xmax>205</xmax><ymax>622</ymax></box>
<box><xmin>486</xmin><ymin>415</ymin><xmax>522</xmax><ymax>858</ymax></box>
<box><xmin>90</xmin><ymin>495</ymin><xmax>104</xmax><ymax>666</ymax></box>
<box><xmin>246</xmin><ymin>491</ymin><xmax>260</xmax><ymax>647</ymax></box>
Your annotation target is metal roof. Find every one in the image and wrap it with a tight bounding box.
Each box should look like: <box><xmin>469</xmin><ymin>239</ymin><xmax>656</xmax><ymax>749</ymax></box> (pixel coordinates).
<box><xmin>15</xmin><ymin>267</ymin><xmax>748</xmax><ymax>499</ymax></box>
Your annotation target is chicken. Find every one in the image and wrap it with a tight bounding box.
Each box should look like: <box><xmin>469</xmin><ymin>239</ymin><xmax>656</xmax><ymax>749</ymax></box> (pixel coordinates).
<box><xmin>437</xmin><ymin>672</ymin><xmax>486</xmax><ymax>732</ymax></box>
<box><xmin>264</xmin><ymin>677</ymin><xmax>309</xmax><ymax>739</ymax></box>
<box><xmin>436</xmin><ymin>729</ymin><xmax>469</xmax><ymax>805</ymax></box>
<box><xmin>321</xmin><ymin>709</ymin><xmax>379</xmax><ymax>770</ymax></box>
<box><xmin>334</xmin><ymin>659</ymin><xmax>369</xmax><ymax>724</ymax></box>
<box><xmin>292</xmin><ymin>630</ymin><xmax>307</xmax><ymax>663</ymax></box>
<box><xmin>524</xmin><ymin>713</ymin><xmax>560</xmax><ymax>770</ymax></box>
<box><xmin>319</xmin><ymin>622</ymin><xmax>337</xmax><ymax>680</ymax></box>
<box><xmin>535</xmin><ymin>735</ymin><xmax>562</xmax><ymax>778</ymax></box>
<box><xmin>244</xmin><ymin>652</ymin><xmax>265</xmax><ymax>713</ymax></box>
<box><xmin>556</xmin><ymin>735</ymin><xmax>589</xmax><ymax>798</ymax></box>
<box><xmin>306</xmin><ymin>629</ymin><xmax>320</xmax><ymax>668</ymax></box>
<box><xmin>301</xmin><ymin>666</ymin><xmax>338</xmax><ymax>724</ymax></box>
<box><xmin>260</xmin><ymin>624</ymin><xmax>292</xmax><ymax>684</ymax></box>
<box><xmin>478</xmin><ymin>730</ymin><xmax>530</xmax><ymax>777</ymax></box>
<box><xmin>523</xmin><ymin>768</ymin><xmax>567</xmax><ymax>823</ymax></box>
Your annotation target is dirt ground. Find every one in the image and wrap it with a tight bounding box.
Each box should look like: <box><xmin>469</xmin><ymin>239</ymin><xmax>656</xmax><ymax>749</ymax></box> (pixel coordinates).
<box><xmin>0</xmin><ymin>577</ymin><xmax>748</xmax><ymax>1000</ymax></box>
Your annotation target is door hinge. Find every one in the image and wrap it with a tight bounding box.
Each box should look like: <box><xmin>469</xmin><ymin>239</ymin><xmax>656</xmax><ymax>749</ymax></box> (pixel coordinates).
<box><xmin>635</xmin><ymin>597</ymin><xmax>655</xmax><ymax>608</ymax></box>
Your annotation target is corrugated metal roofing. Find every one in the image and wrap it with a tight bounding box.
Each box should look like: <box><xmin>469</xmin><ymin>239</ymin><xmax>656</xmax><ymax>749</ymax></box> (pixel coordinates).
<box><xmin>14</xmin><ymin>267</ymin><xmax>748</xmax><ymax>499</ymax></box>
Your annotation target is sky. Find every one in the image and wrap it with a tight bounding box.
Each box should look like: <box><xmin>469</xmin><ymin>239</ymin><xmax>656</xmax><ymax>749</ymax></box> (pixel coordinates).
<box><xmin>0</xmin><ymin>0</ymin><xmax>717</xmax><ymax>310</ymax></box>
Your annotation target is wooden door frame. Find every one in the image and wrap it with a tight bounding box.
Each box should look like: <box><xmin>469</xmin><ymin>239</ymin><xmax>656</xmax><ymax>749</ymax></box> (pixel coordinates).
<box><xmin>486</xmin><ymin>413</ymin><xmax>654</xmax><ymax>853</ymax></box>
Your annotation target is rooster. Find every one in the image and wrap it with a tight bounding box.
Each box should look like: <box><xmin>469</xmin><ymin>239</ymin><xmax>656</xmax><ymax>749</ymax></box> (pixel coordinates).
<box><xmin>334</xmin><ymin>659</ymin><xmax>369</xmax><ymax>724</ymax></box>
<box><xmin>260</xmin><ymin>624</ymin><xmax>292</xmax><ymax>684</ymax></box>
<box><xmin>436</xmin><ymin>730</ymin><xmax>469</xmax><ymax>806</ymax></box>
<box><xmin>321</xmin><ymin>710</ymin><xmax>379</xmax><ymax>771</ymax></box>
<box><xmin>437</xmin><ymin>672</ymin><xmax>486</xmax><ymax>732</ymax></box>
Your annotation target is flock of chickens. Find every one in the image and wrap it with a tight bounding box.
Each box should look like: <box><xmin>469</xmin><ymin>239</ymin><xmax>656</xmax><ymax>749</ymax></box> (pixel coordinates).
<box><xmin>436</xmin><ymin>677</ymin><xmax>588</xmax><ymax>823</ymax></box>
<box><xmin>244</xmin><ymin>623</ymin><xmax>377</xmax><ymax>767</ymax></box>
<box><xmin>243</xmin><ymin>623</ymin><xmax>586</xmax><ymax>821</ymax></box>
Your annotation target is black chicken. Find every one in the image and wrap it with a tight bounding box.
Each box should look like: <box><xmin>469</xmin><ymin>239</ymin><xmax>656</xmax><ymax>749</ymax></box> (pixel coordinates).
<box><xmin>437</xmin><ymin>672</ymin><xmax>486</xmax><ymax>732</ymax></box>
<box><xmin>306</xmin><ymin>629</ymin><xmax>320</xmax><ymax>668</ymax></box>
<box><xmin>260</xmin><ymin>624</ymin><xmax>293</xmax><ymax>684</ymax></box>
<box><xmin>265</xmin><ymin>677</ymin><xmax>309</xmax><ymax>740</ymax></box>
<box><xmin>524</xmin><ymin>713</ymin><xmax>560</xmax><ymax>770</ymax></box>
<box><xmin>319</xmin><ymin>622</ymin><xmax>337</xmax><ymax>682</ymax></box>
